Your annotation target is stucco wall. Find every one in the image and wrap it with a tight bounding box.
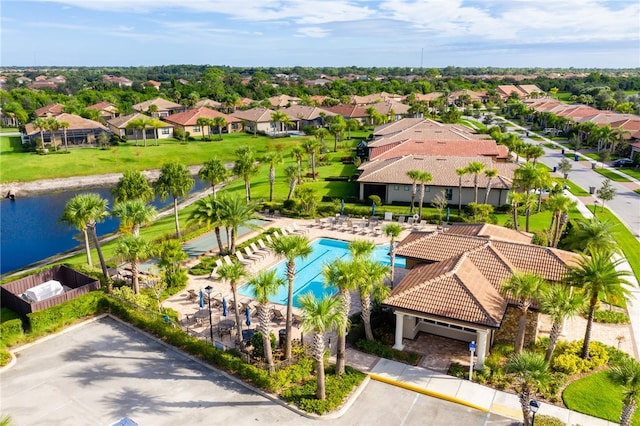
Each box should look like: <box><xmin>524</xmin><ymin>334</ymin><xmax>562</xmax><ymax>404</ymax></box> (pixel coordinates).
<box><xmin>493</xmin><ymin>306</ymin><xmax>539</xmax><ymax>348</ymax></box>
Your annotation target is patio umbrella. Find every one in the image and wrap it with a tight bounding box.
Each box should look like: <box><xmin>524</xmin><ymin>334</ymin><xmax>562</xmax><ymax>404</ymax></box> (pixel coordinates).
<box><xmin>222</xmin><ymin>297</ymin><xmax>228</xmax><ymax>317</ymax></box>
<box><xmin>340</xmin><ymin>199</ymin><xmax>345</xmax><ymax>214</ymax></box>
<box><xmin>198</xmin><ymin>289</ymin><xmax>204</xmax><ymax>309</ymax></box>
<box><xmin>371</xmin><ymin>202</ymin><xmax>376</xmax><ymax>216</ymax></box>
<box><xmin>245</xmin><ymin>306</ymin><xmax>251</xmax><ymax>328</ymax></box>
<box><xmin>446</xmin><ymin>207</ymin><xmax>450</xmax><ymax>222</ymax></box>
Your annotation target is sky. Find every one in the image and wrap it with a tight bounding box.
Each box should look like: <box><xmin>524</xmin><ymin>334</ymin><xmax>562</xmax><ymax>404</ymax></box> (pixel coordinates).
<box><xmin>1</xmin><ymin>0</ymin><xmax>639</xmax><ymax>69</ymax></box>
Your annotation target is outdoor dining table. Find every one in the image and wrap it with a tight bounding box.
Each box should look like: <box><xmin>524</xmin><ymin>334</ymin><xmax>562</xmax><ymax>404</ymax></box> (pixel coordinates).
<box><xmin>218</xmin><ymin>319</ymin><xmax>236</xmax><ymax>337</ymax></box>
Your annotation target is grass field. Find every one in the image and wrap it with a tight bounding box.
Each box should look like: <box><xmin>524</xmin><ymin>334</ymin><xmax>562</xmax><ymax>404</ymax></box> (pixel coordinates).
<box><xmin>593</xmin><ymin>208</ymin><xmax>640</xmax><ymax>280</ymax></box>
<box><xmin>592</xmin><ymin>168</ymin><xmax>632</xmax><ymax>182</ymax></box>
<box><xmin>563</xmin><ymin>371</ymin><xmax>639</xmax><ymax>425</ymax></box>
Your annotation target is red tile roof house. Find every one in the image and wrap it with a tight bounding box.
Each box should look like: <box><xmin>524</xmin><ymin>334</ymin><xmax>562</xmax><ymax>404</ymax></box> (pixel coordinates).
<box><xmin>86</xmin><ymin>101</ymin><xmax>119</xmax><ymax>120</ymax></box>
<box><xmin>35</xmin><ymin>103</ymin><xmax>65</xmax><ymax>118</ymax></box>
<box><xmin>142</xmin><ymin>80</ymin><xmax>161</xmax><ymax>90</ymax></box>
<box><xmin>268</xmin><ymin>94</ymin><xmax>301</xmax><ymax>108</ymax></box>
<box><xmin>132</xmin><ymin>97</ymin><xmax>185</xmax><ymax>118</ymax></box>
<box><xmin>384</xmin><ymin>225</ymin><xmax>579</xmax><ymax>369</ymax></box>
<box><xmin>162</xmin><ymin>107</ymin><xmax>242</xmax><ymax>138</ymax></box>
<box><xmin>279</xmin><ymin>105</ymin><xmax>337</xmax><ymax>130</ymax></box>
<box><xmin>319</xmin><ymin>104</ymin><xmax>370</xmax><ymax>124</ymax></box>
<box><xmin>23</xmin><ymin>113</ymin><xmax>111</xmax><ymax>148</ymax></box>
<box><xmin>107</xmin><ymin>113</ymin><xmax>174</xmax><ymax>141</ymax></box>
<box><xmin>367</xmin><ymin>100</ymin><xmax>411</xmax><ymax>121</ymax></box>
<box><xmin>102</xmin><ymin>75</ymin><xmax>133</xmax><ymax>88</ymax></box>
<box><xmin>231</xmin><ymin>107</ymin><xmax>277</xmax><ymax>135</ymax></box>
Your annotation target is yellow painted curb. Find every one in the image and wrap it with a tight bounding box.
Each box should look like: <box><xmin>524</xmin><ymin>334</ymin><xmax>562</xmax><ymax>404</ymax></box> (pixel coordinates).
<box><xmin>490</xmin><ymin>403</ymin><xmax>523</xmax><ymax>420</ymax></box>
<box><xmin>369</xmin><ymin>373</ymin><xmax>489</xmax><ymax>413</ymax></box>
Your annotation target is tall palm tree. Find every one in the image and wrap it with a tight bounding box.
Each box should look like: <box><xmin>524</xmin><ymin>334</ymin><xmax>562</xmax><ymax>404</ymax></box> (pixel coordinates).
<box><xmin>127</xmin><ymin>117</ymin><xmax>150</xmax><ymax>147</ymax></box>
<box><xmin>345</xmin><ymin>118</ymin><xmax>359</xmax><ymax>139</ymax></box>
<box><xmin>147</xmin><ymin>118</ymin><xmax>164</xmax><ymax>146</ymax></box>
<box><xmin>233</xmin><ymin>145</ymin><xmax>258</xmax><ymax>202</ymax></box>
<box><xmin>503</xmin><ymin>272</ymin><xmax>546</xmax><ymax>354</ymax></box>
<box><xmin>456</xmin><ymin>167</ymin><xmax>467</xmax><ymax>215</ymax></box>
<box><xmin>188</xmin><ymin>195</ymin><xmax>225</xmax><ymax>255</ymax></box>
<box><xmin>568</xmin><ymin>249</ymin><xmax>631</xmax><ymax>359</ymax></box>
<box><xmin>298</xmin><ymin>293</ymin><xmax>345</xmax><ymax>400</ymax></box>
<box><xmin>59</xmin><ymin>120</ymin><xmax>70</xmax><ymax>151</ymax></box>
<box><xmin>314</xmin><ymin>127</ymin><xmax>329</xmax><ymax>147</ymax></box>
<box><xmin>564</xmin><ymin>217</ymin><xmax>619</xmax><ymax>254</ymax></box>
<box><xmin>217</xmin><ymin>262</ymin><xmax>247</xmax><ymax>345</ymax></box>
<box><xmin>154</xmin><ymin>162</ymin><xmax>195</xmax><ymax>238</ymax></box>
<box><xmin>322</xmin><ymin>257</ymin><xmax>358</xmax><ymax>375</ymax></box>
<box><xmin>358</xmin><ymin>259</ymin><xmax>390</xmax><ymax>341</ymax></box>
<box><xmin>269</xmin><ymin>235</ymin><xmax>312</xmax><ymax>360</ymax></box>
<box><xmin>33</xmin><ymin>117</ymin><xmax>47</xmax><ymax>149</ymax></box>
<box><xmin>112</xmin><ymin>170</ymin><xmax>154</xmax><ymax>203</ymax></box>
<box><xmin>508</xmin><ymin>191</ymin><xmax>524</xmax><ymax>232</ymax></box>
<box><xmin>198</xmin><ymin>158</ymin><xmax>229</xmax><ymax>199</ymax></box>
<box><xmin>196</xmin><ymin>117</ymin><xmax>211</xmax><ymax>140</ymax></box>
<box><xmin>382</xmin><ymin>223</ymin><xmax>402</xmax><ymax>283</ymax></box>
<box><xmin>539</xmin><ymin>283</ymin><xmax>585</xmax><ymax>362</ymax></box>
<box><xmin>608</xmin><ymin>358</ymin><xmax>640</xmax><ymax>426</ymax></box>
<box><xmin>111</xmin><ymin>199</ymin><xmax>157</xmax><ymax>236</ymax></box>
<box><xmin>465</xmin><ymin>161</ymin><xmax>486</xmax><ymax>204</ymax></box>
<box><xmin>213</xmin><ymin>116</ymin><xmax>227</xmax><ymax>141</ymax></box>
<box><xmin>407</xmin><ymin>169</ymin><xmax>421</xmax><ymax>214</ymax></box>
<box><xmin>348</xmin><ymin>239</ymin><xmax>375</xmax><ymax>259</ymax></box>
<box><xmin>45</xmin><ymin>117</ymin><xmax>60</xmax><ymax>150</ymax></box>
<box><xmin>302</xmin><ymin>138</ymin><xmax>321</xmax><ymax>181</ymax></box>
<box><xmin>270</xmin><ymin>110</ymin><xmax>290</xmax><ymax>134</ymax></box>
<box><xmin>216</xmin><ymin>192</ymin><xmax>258</xmax><ymax>254</ymax></box>
<box><xmin>263</xmin><ymin>151</ymin><xmax>283</xmax><ymax>202</ymax></box>
<box><xmin>60</xmin><ymin>193</ymin><xmax>110</xmax><ymax>282</ymax></box>
<box><xmin>416</xmin><ymin>170</ymin><xmax>433</xmax><ymax>220</ymax></box>
<box><xmin>546</xmin><ymin>194</ymin><xmax>575</xmax><ymax>247</ymax></box>
<box><xmin>506</xmin><ymin>351</ymin><xmax>551</xmax><ymax>426</ymax></box>
<box><xmin>328</xmin><ymin>115</ymin><xmax>346</xmax><ymax>152</ymax></box>
<box><xmin>284</xmin><ymin>165</ymin><xmax>298</xmax><ymax>200</ymax></box>
<box><xmin>483</xmin><ymin>168</ymin><xmax>498</xmax><ymax>205</ymax></box>
<box><xmin>247</xmin><ymin>270</ymin><xmax>285</xmax><ymax>373</ymax></box>
<box><xmin>115</xmin><ymin>235</ymin><xmax>152</xmax><ymax>294</ymax></box>
<box><xmin>290</xmin><ymin>145</ymin><xmax>305</xmax><ymax>184</ymax></box>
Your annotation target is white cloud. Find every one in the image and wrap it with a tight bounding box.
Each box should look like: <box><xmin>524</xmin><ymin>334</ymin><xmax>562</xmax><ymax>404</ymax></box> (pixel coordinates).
<box><xmin>295</xmin><ymin>26</ymin><xmax>330</xmax><ymax>38</ymax></box>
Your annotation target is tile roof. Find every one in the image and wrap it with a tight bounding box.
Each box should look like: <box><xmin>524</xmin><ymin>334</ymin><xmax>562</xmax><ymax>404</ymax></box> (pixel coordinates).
<box><xmin>132</xmin><ymin>97</ymin><xmax>182</xmax><ymax>112</ymax></box>
<box><xmin>319</xmin><ymin>104</ymin><xmax>370</xmax><ymax>119</ymax></box>
<box><xmin>35</xmin><ymin>103</ymin><xmax>64</xmax><ymax>117</ymax></box>
<box><xmin>370</xmin><ymin>139</ymin><xmax>505</xmax><ymax>161</ymax></box>
<box><xmin>368</xmin><ymin>100</ymin><xmax>410</xmax><ymax>115</ymax></box>
<box><xmin>195</xmin><ymin>99</ymin><xmax>222</xmax><ymax>109</ymax></box>
<box><xmin>370</xmin><ymin>119</ymin><xmax>484</xmax><ymax>147</ymax></box>
<box><xmin>446</xmin><ymin>223</ymin><xmax>533</xmax><ymax>244</ymax></box>
<box><xmin>86</xmin><ymin>101</ymin><xmax>117</xmax><ymax>112</ymax></box>
<box><xmin>268</xmin><ymin>95</ymin><xmax>301</xmax><ymax>107</ymax></box>
<box><xmin>280</xmin><ymin>105</ymin><xmax>337</xmax><ymax>121</ymax></box>
<box><xmin>163</xmin><ymin>107</ymin><xmax>240</xmax><ymax>126</ymax></box>
<box><xmin>231</xmin><ymin>107</ymin><xmax>276</xmax><ymax>122</ymax></box>
<box><xmin>25</xmin><ymin>113</ymin><xmax>109</xmax><ymax>135</ymax></box>
<box><xmin>107</xmin><ymin>113</ymin><xmax>173</xmax><ymax>129</ymax></box>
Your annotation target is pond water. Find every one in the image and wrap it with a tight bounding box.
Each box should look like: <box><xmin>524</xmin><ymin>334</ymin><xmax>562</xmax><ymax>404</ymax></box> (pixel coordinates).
<box><xmin>0</xmin><ymin>178</ymin><xmax>209</xmax><ymax>275</ymax></box>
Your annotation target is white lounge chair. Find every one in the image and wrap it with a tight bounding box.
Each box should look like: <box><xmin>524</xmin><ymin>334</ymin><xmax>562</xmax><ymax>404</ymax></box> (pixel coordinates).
<box><xmin>257</xmin><ymin>239</ymin><xmax>272</xmax><ymax>253</ymax></box>
<box><xmin>292</xmin><ymin>222</ymin><xmax>307</xmax><ymax>234</ymax></box>
<box><xmin>235</xmin><ymin>251</ymin><xmax>253</xmax><ymax>266</ymax></box>
<box><xmin>223</xmin><ymin>255</ymin><xmax>233</xmax><ymax>266</ymax></box>
<box><xmin>244</xmin><ymin>246</ymin><xmax>263</xmax><ymax>261</ymax></box>
<box><xmin>252</xmin><ymin>241</ymin><xmax>270</xmax><ymax>256</ymax></box>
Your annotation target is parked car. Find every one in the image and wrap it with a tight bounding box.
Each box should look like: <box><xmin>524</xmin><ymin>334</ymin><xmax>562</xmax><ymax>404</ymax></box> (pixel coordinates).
<box><xmin>613</xmin><ymin>158</ymin><xmax>634</xmax><ymax>167</ymax></box>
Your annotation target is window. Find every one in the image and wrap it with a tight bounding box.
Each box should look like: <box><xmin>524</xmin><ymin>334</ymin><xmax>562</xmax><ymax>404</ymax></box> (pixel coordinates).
<box><xmin>393</xmin><ymin>185</ymin><xmax>400</xmax><ymax>191</ymax></box>
<box><xmin>161</xmin><ymin>128</ymin><xmax>169</xmax><ymax>135</ymax></box>
<box><xmin>404</xmin><ymin>185</ymin><xmax>410</xmax><ymax>191</ymax></box>
<box><xmin>193</xmin><ymin>126</ymin><xmax>200</xmax><ymax>132</ymax></box>
<box><xmin>445</xmin><ymin>188</ymin><xmax>453</xmax><ymax>200</ymax></box>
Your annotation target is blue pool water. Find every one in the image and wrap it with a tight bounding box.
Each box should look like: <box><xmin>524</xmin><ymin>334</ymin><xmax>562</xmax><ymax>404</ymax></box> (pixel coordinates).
<box><xmin>238</xmin><ymin>238</ymin><xmax>405</xmax><ymax>308</ymax></box>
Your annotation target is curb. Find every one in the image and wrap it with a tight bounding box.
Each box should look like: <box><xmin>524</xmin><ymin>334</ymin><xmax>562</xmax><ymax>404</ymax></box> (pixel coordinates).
<box><xmin>368</xmin><ymin>373</ymin><xmax>489</xmax><ymax>413</ymax></box>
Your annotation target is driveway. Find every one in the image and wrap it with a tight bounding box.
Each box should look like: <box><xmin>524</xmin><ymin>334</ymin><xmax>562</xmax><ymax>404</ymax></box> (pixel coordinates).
<box><xmin>0</xmin><ymin>316</ymin><xmax>514</xmax><ymax>425</ymax></box>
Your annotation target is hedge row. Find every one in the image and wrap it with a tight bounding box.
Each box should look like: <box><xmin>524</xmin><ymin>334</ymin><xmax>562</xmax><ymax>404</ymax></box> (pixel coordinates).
<box><xmin>0</xmin><ymin>319</ymin><xmax>24</xmax><ymax>347</ymax></box>
<box><xmin>27</xmin><ymin>291</ymin><xmax>104</xmax><ymax>335</ymax></box>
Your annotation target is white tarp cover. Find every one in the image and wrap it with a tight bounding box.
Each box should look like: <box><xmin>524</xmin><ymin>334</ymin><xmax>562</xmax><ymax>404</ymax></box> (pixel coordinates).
<box><xmin>21</xmin><ymin>280</ymin><xmax>64</xmax><ymax>303</ymax></box>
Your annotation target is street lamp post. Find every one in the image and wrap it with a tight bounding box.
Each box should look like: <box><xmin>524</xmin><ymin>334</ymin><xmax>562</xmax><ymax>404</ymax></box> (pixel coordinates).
<box><xmin>529</xmin><ymin>399</ymin><xmax>540</xmax><ymax>426</ymax></box>
<box><xmin>592</xmin><ymin>200</ymin><xmax>598</xmax><ymax>215</ymax></box>
<box><xmin>205</xmin><ymin>285</ymin><xmax>214</xmax><ymax>344</ymax></box>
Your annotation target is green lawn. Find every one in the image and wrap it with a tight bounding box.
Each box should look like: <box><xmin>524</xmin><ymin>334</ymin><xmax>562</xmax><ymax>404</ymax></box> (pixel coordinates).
<box><xmin>617</xmin><ymin>167</ymin><xmax>640</xmax><ymax>180</ymax></box>
<box><xmin>563</xmin><ymin>371</ymin><xmax>639</xmax><ymax>425</ymax></box>
<box><xmin>593</xmin><ymin>168</ymin><xmax>632</xmax><ymax>182</ymax></box>
<box><xmin>556</xmin><ymin>179</ymin><xmax>590</xmax><ymax>196</ymax></box>
<box><xmin>593</xmin><ymin>208</ymin><xmax>640</xmax><ymax>281</ymax></box>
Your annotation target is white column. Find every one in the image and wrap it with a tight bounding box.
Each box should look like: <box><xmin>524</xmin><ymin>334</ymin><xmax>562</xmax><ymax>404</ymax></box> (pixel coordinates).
<box><xmin>392</xmin><ymin>311</ymin><xmax>405</xmax><ymax>350</ymax></box>
<box><xmin>475</xmin><ymin>329</ymin><xmax>488</xmax><ymax>370</ymax></box>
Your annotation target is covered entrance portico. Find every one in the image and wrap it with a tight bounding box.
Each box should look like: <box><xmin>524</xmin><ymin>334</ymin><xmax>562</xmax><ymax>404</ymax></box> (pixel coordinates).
<box><xmin>391</xmin><ymin>310</ymin><xmax>494</xmax><ymax>370</ymax></box>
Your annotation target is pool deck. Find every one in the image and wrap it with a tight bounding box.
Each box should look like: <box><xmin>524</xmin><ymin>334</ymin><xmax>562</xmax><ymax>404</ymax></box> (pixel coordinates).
<box><xmin>161</xmin><ymin>215</ymin><xmax>424</xmax><ymax>348</ymax></box>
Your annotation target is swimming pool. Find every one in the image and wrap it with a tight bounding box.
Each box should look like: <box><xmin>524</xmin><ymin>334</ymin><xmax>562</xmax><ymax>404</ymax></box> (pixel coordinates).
<box><xmin>238</xmin><ymin>238</ymin><xmax>405</xmax><ymax>308</ymax></box>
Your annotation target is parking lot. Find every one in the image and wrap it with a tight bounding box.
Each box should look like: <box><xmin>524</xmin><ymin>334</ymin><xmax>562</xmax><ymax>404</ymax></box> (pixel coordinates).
<box><xmin>0</xmin><ymin>316</ymin><xmax>514</xmax><ymax>425</ymax></box>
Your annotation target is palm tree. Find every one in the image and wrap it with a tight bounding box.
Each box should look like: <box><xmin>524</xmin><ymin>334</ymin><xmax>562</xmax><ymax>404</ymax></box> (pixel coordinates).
<box><xmin>314</xmin><ymin>127</ymin><xmax>329</xmax><ymax>147</ymax></box>
<box><xmin>217</xmin><ymin>262</ymin><xmax>247</xmax><ymax>345</ymax></box>
<box><xmin>508</xmin><ymin>192</ymin><xmax>524</xmax><ymax>232</ymax></box>
<box><xmin>148</xmin><ymin>118</ymin><xmax>164</xmax><ymax>146</ymax></box>
<box><xmin>298</xmin><ymin>293</ymin><xmax>345</xmax><ymax>400</ymax></box>
<box><xmin>114</xmin><ymin>235</ymin><xmax>152</xmax><ymax>294</ymax></box>
<box><xmin>233</xmin><ymin>145</ymin><xmax>258</xmax><ymax>202</ymax></box>
<box><xmin>483</xmin><ymin>168</ymin><xmax>498</xmax><ymax>205</ymax></box>
<box><xmin>111</xmin><ymin>199</ymin><xmax>157</xmax><ymax>236</ymax></box>
<box><xmin>466</xmin><ymin>161</ymin><xmax>486</xmax><ymax>204</ymax></box>
<box><xmin>407</xmin><ymin>169</ymin><xmax>421</xmax><ymax>214</ymax></box>
<box><xmin>345</xmin><ymin>118</ymin><xmax>359</xmax><ymax>139</ymax></box>
<box><xmin>284</xmin><ymin>165</ymin><xmax>298</xmax><ymax>200</ymax></box>
<box><xmin>568</xmin><ymin>249</ymin><xmax>631</xmax><ymax>359</ymax></box>
<box><xmin>188</xmin><ymin>195</ymin><xmax>225</xmax><ymax>255</ymax></box>
<box><xmin>322</xmin><ymin>257</ymin><xmax>358</xmax><ymax>375</ymax></box>
<box><xmin>348</xmin><ymin>239</ymin><xmax>375</xmax><ymax>259</ymax></box>
<box><xmin>456</xmin><ymin>167</ymin><xmax>467</xmax><ymax>215</ymax></box>
<box><xmin>382</xmin><ymin>223</ymin><xmax>402</xmax><ymax>283</ymax></box>
<box><xmin>263</xmin><ymin>151</ymin><xmax>283</xmax><ymax>202</ymax></box>
<box><xmin>358</xmin><ymin>259</ymin><xmax>390</xmax><ymax>341</ymax></box>
<box><xmin>127</xmin><ymin>117</ymin><xmax>150</xmax><ymax>147</ymax></box>
<box><xmin>546</xmin><ymin>194</ymin><xmax>575</xmax><ymax>247</ymax></box>
<box><xmin>290</xmin><ymin>145</ymin><xmax>305</xmax><ymax>184</ymax></box>
<box><xmin>506</xmin><ymin>351</ymin><xmax>551</xmax><ymax>426</ymax></box>
<box><xmin>302</xmin><ymin>138</ymin><xmax>321</xmax><ymax>181</ymax></box>
<box><xmin>246</xmin><ymin>270</ymin><xmax>285</xmax><ymax>373</ymax></box>
<box><xmin>269</xmin><ymin>235</ymin><xmax>312</xmax><ymax>360</ymax></box>
<box><xmin>45</xmin><ymin>117</ymin><xmax>60</xmax><ymax>150</ymax></box>
<box><xmin>416</xmin><ymin>171</ymin><xmax>433</xmax><ymax>220</ymax></box>
<box><xmin>154</xmin><ymin>162</ymin><xmax>195</xmax><ymax>238</ymax></box>
<box><xmin>112</xmin><ymin>170</ymin><xmax>154</xmax><ymax>203</ymax></box>
<box><xmin>60</xmin><ymin>193</ymin><xmax>110</xmax><ymax>282</ymax></box>
<box><xmin>564</xmin><ymin>217</ymin><xmax>619</xmax><ymax>254</ymax></box>
<box><xmin>608</xmin><ymin>358</ymin><xmax>640</xmax><ymax>426</ymax></box>
<box><xmin>213</xmin><ymin>116</ymin><xmax>228</xmax><ymax>141</ymax></box>
<box><xmin>539</xmin><ymin>283</ymin><xmax>585</xmax><ymax>361</ymax></box>
<box><xmin>33</xmin><ymin>117</ymin><xmax>47</xmax><ymax>149</ymax></box>
<box><xmin>59</xmin><ymin>120</ymin><xmax>70</xmax><ymax>151</ymax></box>
<box><xmin>198</xmin><ymin>158</ymin><xmax>229</xmax><ymax>199</ymax></box>
<box><xmin>216</xmin><ymin>192</ymin><xmax>258</xmax><ymax>254</ymax></box>
<box><xmin>328</xmin><ymin>115</ymin><xmax>346</xmax><ymax>152</ymax></box>
<box><xmin>270</xmin><ymin>110</ymin><xmax>290</xmax><ymax>134</ymax></box>
<box><xmin>503</xmin><ymin>272</ymin><xmax>546</xmax><ymax>354</ymax></box>
<box><xmin>196</xmin><ymin>117</ymin><xmax>211</xmax><ymax>140</ymax></box>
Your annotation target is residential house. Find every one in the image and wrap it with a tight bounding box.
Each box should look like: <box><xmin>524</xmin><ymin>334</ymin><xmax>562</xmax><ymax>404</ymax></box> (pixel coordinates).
<box><xmin>195</xmin><ymin>99</ymin><xmax>222</xmax><ymax>110</ymax></box>
<box><xmin>356</xmin><ymin>155</ymin><xmax>517</xmax><ymax>206</ymax></box>
<box><xmin>496</xmin><ymin>84</ymin><xmax>543</xmax><ymax>99</ymax></box>
<box><xmin>279</xmin><ymin>105</ymin><xmax>336</xmax><ymax>129</ymax></box>
<box><xmin>142</xmin><ymin>80</ymin><xmax>161</xmax><ymax>90</ymax></box>
<box><xmin>23</xmin><ymin>113</ymin><xmax>111</xmax><ymax>147</ymax></box>
<box><xmin>268</xmin><ymin>94</ymin><xmax>301</xmax><ymax>108</ymax></box>
<box><xmin>366</xmin><ymin>100</ymin><xmax>411</xmax><ymax>122</ymax></box>
<box><xmin>319</xmin><ymin>104</ymin><xmax>370</xmax><ymax>124</ymax></box>
<box><xmin>132</xmin><ymin>97</ymin><xmax>185</xmax><ymax>117</ymax></box>
<box><xmin>16</xmin><ymin>76</ymin><xmax>32</xmax><ymax>85</ymax></box>
<box><xmin>35</xmin><ymin>103</ymin><xmax>65</xmax><ymax>117</ymax></box>
<box><xmin>447</xmin><ymin>90</ymin><xmax>488</xmax><ymax>106</ymax></box>
<box><xmin>107</xmin><ymin>113</ymin><xmax>174</xmax><ymax>141</ymax></box>
<box><xmin>102</xmin><ymin>75</ymin><xmax>133</xmax><ymax>88</ymax></box>
<box><xmin>162</xmin><ymin>107</ymin><xmax>241</xmax><ymax>137</ymax></box>
<box><xmin>231</xmin><ymin>107</ymin><xmax>276</xmax><ymax>134</ymax></box>
<box><xmin>384</xmin><ymin>225</ymin><xmax>579</xmax><ymax>368</ymax></box>
<box><xmin>351</xmin><ymin>92</ymin><xmax>405</xmax><ymax>105</ymax></box>
<box><xmin>86</xmin><ymin>101</ymin><xmax>119</xmax><ymax>121</ymax></box>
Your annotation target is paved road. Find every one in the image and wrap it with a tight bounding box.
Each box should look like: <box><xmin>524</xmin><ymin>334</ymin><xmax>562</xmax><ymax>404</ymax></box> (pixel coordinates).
<box><xmin>501</xmin><ymin>119</ymin><xmax>640</xmax><ymax>239</ymax></box>
<box><xmin>0</xmin><ymin>316</ymin><xmax>514</xmax><ymax>426</ymax></box>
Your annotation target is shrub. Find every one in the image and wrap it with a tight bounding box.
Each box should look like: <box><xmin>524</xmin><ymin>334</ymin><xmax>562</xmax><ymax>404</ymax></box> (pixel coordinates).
<box><xmin>368</xmin><ymin>195</ymin><xmax>382</xmax><ymax>206</ymax></box>
<box><xmin>250</xmin><ymin>331</ymin><xmax>276</xmax><ymax>358</ymax></box>
<box><xmin>551</xmin><ymin>340</ymin><xmax>609</xmax><ymax>374</ymax></box>
<box><xmin>282</xmin><ymin>199</ymin><xmax>297</xmax><ymax>211</ymax></box>
<box><xmin>355</xmin><ymin>339</ymin><xmax>420</xmax><ymax>365</ymax></box>
<box><xmin>448</xmin><ymin>362</ymin><xmax>467</xmax><ymax>378</ymax></box>
<box><xmin>27</xmin><ymin>291</ymin><xmax>104</xmax><ymax>335</ymax></box>
<box><xmin>593</xmin><ymin>310</ymin><xmax>629</xmax><ymax>324</ymax></box>
<box><xmin>534</xmin><ymin>415</ymin><xmax>566</xmax><ymax>426</ymax></box>
<box><xmin>0</xmin><ymin>318</ymin><xmax>24</xmax><ymax>347</ymax></box>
